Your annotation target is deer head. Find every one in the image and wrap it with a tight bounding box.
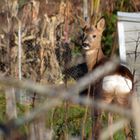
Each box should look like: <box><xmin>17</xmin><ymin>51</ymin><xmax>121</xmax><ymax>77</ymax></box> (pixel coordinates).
<box><xmin>82</xmin><ymin>18</ymin><xmax>105</xmax><ymax>51</ymax></box>
<box><xmin>82</xmin><ymin>18</ymin><xmax>106</xmax><ymax>71</ymax></box>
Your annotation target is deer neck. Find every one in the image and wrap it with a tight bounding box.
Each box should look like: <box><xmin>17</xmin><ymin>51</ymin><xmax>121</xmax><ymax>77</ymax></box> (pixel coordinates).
<box><xmin>85</xmin><ymin>48</ymin><xmax>105</xmax><ymax>71</ymax></box>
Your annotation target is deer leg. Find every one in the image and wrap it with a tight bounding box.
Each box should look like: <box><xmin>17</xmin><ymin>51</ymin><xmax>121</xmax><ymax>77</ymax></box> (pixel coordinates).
<box><xmin>108</xmin><ymin>112</ymin><xmax>114</xmax><ymax>140</ymax></box>
<box><xmin>100</xmin><ymin>91</ymin><xmax>114</xmax><ymax>140</ymax></box>
<box><xmin>117</xmin><ymin>94</ymin><xmax>133</xmax><ymax>140</ymax></box>
<box><xmin>124</xmin><ymin>123</ymin><xmax>133</xmax><ymax>140</ymax></box>
<box><xmin>92</xmin><ymin>108</ymin><xmax>102</xmax><ymax>140</ymax></box>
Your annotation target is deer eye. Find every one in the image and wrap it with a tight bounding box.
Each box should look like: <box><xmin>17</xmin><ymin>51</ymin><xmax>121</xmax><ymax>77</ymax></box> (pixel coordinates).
<box><xmin>93</xmin><ymin>35</ymin><xmax>96</xmax><ymax>38</ymax></box>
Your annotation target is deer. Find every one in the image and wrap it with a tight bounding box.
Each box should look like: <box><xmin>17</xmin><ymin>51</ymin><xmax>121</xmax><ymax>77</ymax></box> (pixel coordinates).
<box><xmin>82</xmin><ymin>18</ymin><xmax>134</xmax><ymax>140</ymax></box>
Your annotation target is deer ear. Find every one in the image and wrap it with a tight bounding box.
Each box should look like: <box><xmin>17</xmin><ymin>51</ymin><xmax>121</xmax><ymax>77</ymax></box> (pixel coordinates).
<box><xmin>82</xmin><ymin>24</ymin><xmax>88</xmax><ymax>31</ymax></box>
<box><xmin>97</xmin><ymin>18</ymin><xmax>105</xmax><ymax>31</ymax></box>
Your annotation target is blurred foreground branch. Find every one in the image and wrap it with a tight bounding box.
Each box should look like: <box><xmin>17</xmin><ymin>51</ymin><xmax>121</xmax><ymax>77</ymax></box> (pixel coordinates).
<box><xmin>0</xmin><ymin>57</ymin><xmax>119</xmax><ymax>97</ymax></box>
<box><xmin>0</xmin><ymin>57</ymin><xmax>133</xmax><ymax>134</ymax></box>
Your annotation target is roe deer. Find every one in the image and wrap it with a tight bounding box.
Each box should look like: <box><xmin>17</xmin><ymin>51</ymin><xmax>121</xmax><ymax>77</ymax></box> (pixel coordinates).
<box><xmin>82</xmin><ymin>18</ymin><xmax>134</xmax><ymax>140</ymax></box>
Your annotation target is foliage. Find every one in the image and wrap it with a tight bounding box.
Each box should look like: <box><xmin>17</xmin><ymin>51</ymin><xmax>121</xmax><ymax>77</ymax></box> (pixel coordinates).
<box><xmin>46</xmin><ymin>105</ymin><xmax>92</xmax><ymax>139</ymax></box>
<box><xmin>102</xmin><ymin>13</ymin><xmax>117</xmax><ymax>55</ymax></box>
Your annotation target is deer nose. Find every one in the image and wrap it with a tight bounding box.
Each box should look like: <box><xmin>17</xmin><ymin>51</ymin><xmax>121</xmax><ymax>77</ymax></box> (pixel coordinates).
<box><xmin>82</xmin><ymin>43</ymin><xmax>90</xmax><ymax>50</ymax></box>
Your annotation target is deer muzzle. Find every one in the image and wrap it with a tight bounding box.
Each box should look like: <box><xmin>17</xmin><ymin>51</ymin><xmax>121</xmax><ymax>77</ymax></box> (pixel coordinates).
<box><xmin>82</xmin><ymin>43</ymin><xmax>90</xmax><ymax>50</ymax></box>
